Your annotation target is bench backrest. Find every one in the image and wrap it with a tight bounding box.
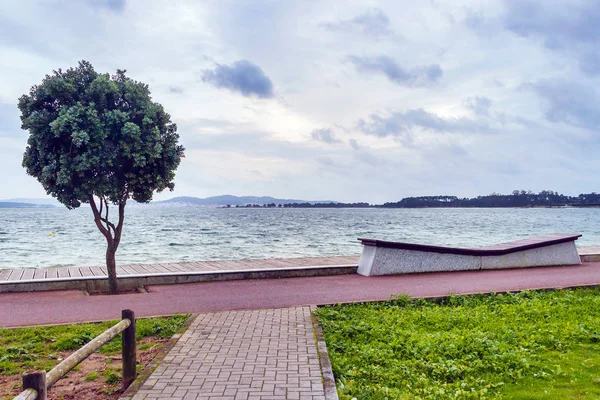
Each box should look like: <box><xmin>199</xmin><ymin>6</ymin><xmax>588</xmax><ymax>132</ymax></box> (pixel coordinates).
<box><xmin>358</xmin><ymin>233</ymin><xmax>581</xmax><ymax>256</ymax></box>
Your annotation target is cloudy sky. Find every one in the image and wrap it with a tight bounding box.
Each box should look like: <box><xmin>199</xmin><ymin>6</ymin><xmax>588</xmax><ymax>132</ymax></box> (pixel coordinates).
<box><xmin>1</xmin><ymin>0</ymin><xmax>599</xmax><ymax>203</ymax></box>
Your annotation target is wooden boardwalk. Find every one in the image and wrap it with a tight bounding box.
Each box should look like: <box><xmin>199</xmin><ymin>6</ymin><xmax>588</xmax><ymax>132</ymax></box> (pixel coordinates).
<box><xmin>0</xmin><ymin>256</ymin><xmax>360</xmax><ymax>283</ymax></box>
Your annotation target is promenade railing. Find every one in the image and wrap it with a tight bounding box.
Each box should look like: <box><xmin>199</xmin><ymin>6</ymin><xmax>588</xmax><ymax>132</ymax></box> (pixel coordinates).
<box><xmin>13</xmin><ymin>309</ymin><xmax>136</xmax><ymax>400</ymax></box>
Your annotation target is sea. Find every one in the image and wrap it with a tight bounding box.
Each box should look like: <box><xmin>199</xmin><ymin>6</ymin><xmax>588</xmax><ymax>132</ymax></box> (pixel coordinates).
<box><xmin>0</xmin><ymin>206</ymin><xmax>599</xmax><ymax>269</ymax></box>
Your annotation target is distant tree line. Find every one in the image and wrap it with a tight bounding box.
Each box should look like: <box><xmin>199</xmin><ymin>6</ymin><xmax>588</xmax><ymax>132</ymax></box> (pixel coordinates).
<box><xmin>283</xmin><ymin>202</ymin><xmax>370</xmax><ymax>208</ymax></box>
<box><xmin>229</xmin><ymin>203</ymin><xmax>283</xmax><ymax>208</ymax></box>
<box><xmin>275</xmin><ymin>191</ymin><xmax>600</xmax><ymax>209</ymax></box>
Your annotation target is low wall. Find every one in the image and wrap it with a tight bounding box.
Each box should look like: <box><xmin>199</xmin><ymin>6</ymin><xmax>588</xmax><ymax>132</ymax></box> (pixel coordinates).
<box><xmin>0</xmin><ymin>265</ymin><xmax>358</xmax><ymax>293</ymax></box>
<box><xmin>358</xmin><ymin>240</ymin><xmax>581</xmax><ymax>276</ymax></box>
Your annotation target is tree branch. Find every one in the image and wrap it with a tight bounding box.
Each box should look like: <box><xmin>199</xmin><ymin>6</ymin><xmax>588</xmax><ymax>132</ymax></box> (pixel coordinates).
<box><xmin>99</xmin><ymin>195</ymin><xmax>116</xmax><ymax>236</ymax></box>
<box><xmin>89</xmin><ymin>195</ymin><xmax>113</xmax><ymax>244</ymax></box>
<box><xmin>114</xmin><ymin>198</ymin><xmax>127</xmax><ymax>248</ymax></box>
<box><xmin>100</xmin><ymin>216</ymin><xmax>116</xmax><ymax>235</ymax></box>
<box><xmin>102</xmin><ymin>196</ymin><xmax>110</xmax><ymax>234</ymax></box>
<box><xmin>103</xmin><ymin>196</ymin><xmax>108</xmax><ymax>224</ymax></box>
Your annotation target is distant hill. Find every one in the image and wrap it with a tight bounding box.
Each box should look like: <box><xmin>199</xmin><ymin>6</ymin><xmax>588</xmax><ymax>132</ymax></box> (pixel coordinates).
<box><xmin>156</xmin><ymin>195</ymin><xmax>337</xmax><ymax>206</ymax></box>
<box><xmin>0</xmin><ymin>201</ymin><xmax>55</xmax><ymax>208</ymax></box>
<box><xmin>2</xmin><ymin>198</ymin><xmax>61</xmax><ymax>206</ymax></box>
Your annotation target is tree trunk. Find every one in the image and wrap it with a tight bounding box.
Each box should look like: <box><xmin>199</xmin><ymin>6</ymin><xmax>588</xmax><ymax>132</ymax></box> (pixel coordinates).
<box><xmin>89</xmin><ymin>195</ymin><xmax>126</xmax><ymax>295</ymax></box>
<box><xmin>106</xmin><ymin>245</ymin><xmax>118</xmax><ymax>294</ymax></box>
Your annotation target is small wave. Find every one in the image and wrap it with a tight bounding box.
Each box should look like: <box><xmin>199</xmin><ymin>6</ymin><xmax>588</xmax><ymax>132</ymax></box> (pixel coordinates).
<box><xmin>47</xmin><ymin>263</ymin><xmax>76</xmax><ymax>268</ymax></box>
<box><xmin>168</xmin><ymin>243</ymin><xmax>190</xmax><ymax>247</ymax></box>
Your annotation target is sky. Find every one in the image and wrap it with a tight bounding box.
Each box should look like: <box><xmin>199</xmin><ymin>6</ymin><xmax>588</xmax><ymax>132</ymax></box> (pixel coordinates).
<box><xmin>1</xmin><ymin>0</ymin><xmax>599</xmax><ymax>203</ymax></box>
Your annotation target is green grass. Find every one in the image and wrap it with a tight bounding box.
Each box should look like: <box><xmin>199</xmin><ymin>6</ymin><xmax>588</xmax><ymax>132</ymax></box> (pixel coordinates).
<box><xmin>0</xmin><ymin>314</ymin><xmax>188</xmax><ymax>375</ymax></box>
<box><xmin>315</xmin><ymin>289</ymin><xmax>600</xmax><ymax>400</ymax></box>
<box><xmin>84</xmin><ymin>371</ymin><xmax>99</xmax><ymax>381</ymax></box>
<box><xmin>139</xmin><ymin>342</ymin><xmax>155</xmax><ymax>351</ymax></box>
<box><xmin>103</xmin><ymin>367</ymin><xmax>120</xmax><ymax>384</ymax></box>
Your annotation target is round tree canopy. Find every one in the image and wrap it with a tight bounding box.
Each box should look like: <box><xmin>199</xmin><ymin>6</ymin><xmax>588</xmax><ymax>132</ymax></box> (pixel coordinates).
<box><xmin>19</xmin><ymin>60</ymin><xmax>185</xmax><ymax>208</ymax></box>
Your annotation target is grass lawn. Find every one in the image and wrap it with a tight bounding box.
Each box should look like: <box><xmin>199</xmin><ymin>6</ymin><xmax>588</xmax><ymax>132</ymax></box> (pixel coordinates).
<box><xmin>0</xmin><ymin>314</ymin><xmax>189</xmax><ymax>399</ymax></box>
<box><xmin>315</xmin><ymin>288</ymin><xmax>600</xmax><ymax>400</ymax></box>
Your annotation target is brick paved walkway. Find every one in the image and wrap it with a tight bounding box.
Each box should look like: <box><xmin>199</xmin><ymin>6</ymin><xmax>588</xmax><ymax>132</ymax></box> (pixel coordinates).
<box><xmin>123</xmin><ymin>307</ymin><xmax>325</xmax><ymax>400</ymax></box>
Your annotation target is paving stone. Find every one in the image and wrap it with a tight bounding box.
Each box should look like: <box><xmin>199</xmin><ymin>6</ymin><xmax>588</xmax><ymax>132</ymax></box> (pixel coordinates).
<box><xmin>122</xmin><ymin>307</ymin><xmax>326</xmax><ymax>399</ymax></box>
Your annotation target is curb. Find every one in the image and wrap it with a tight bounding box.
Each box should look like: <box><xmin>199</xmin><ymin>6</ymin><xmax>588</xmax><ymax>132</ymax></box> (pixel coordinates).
<box><xmin>311</xmin><ymin>309</ymin><xmax>339</xmax><ymax>400</ymax></box>
<box><xmin>316</xmin><ymin>283</ymin><xmax>600</xmax><ymax>309</ymax></box>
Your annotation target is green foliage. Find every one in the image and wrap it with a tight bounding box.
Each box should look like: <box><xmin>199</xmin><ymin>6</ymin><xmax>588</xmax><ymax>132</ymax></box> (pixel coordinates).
<box><xmin>0</xmin><ymin>346</ymin><xmax>34</xmax><ymax>363</ymax></box>
<box><xmin>0</xmin><ymin>315</ymin><xmax>188</xmax><ymax>375</ymax></box>
<box><xmin>138</xmin><ymin>343</ymin><xmax>154</xmax><ymax>351</ymax></box>
<box><xmin>18</xmin><ymin>60</ymin><xmax>185</xmax><ymax>208</ymax></box>
<box><xmin>55</xmin><ymin>330</ymin><xmax>95</xmax><ymax>351</ymax></box>
<box><xmin>136</xmin><ymin>313</ymin><xmax>188</xmax><ymax>339</ymax></box>
<box><xmin>103</xmin><ymin>367</ymin><xmax>120</xmax><ymax>384</ymax></box>
<box><xmin>99</xmin><ymin>313</ymin><xmax>188</xmax><ymax>355</ymax></box>
<box><xmin>102</xmin><ymin>386</ymin><xmax>119</xmax><ymax>395</ymax></box>
<box><xmin>315</xmin><ymin>289</ymin><xmax>600</xmax><ymax>399</ymax></box>
<box><xmin>84</xmin><ymin>371</ymin><xmax>99</xmax><ymax>381</ymax></box>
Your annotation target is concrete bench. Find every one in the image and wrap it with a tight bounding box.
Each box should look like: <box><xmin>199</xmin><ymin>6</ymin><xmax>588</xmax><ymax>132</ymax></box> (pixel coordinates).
<box><xmin>357</xmin><ymin>233</ymin><xmax>582</xmax><ymax>276</ymax></box>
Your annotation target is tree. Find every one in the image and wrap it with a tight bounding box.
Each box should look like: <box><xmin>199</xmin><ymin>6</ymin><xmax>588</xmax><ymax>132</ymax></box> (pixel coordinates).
<box><xmin>19</xmin><ymin>61</ymin><xmax>185</xmax><ymax>293</ymax></box>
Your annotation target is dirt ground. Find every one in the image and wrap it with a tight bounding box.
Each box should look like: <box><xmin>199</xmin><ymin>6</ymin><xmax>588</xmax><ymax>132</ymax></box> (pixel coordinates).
<box><xmin>1</xmin><ymin>337</ymin><xmax>168</xmax><ymax>400</ymax></box>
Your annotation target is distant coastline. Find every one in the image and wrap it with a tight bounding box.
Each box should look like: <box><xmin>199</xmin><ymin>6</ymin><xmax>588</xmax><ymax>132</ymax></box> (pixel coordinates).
<box><xmin>225</xmin><ymin>191</ymin><xmax>600</xmax><ymax>209</ymax></box>
<box><xmin>0</xmin><ymin>202</ymin><xmax>55</xmax><ymax>209</ymax></box>
<box><xmin>2</xmin><ymin>191</ymin><xmax>599</xmax><ymax>209</ymax></box>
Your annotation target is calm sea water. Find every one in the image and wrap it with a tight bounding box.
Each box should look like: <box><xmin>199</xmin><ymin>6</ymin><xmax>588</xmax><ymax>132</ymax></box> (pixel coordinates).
<box><xmin>0</xmin><ymin>206</ymin><xmax>599</xmax><ymax>269</ymax></box>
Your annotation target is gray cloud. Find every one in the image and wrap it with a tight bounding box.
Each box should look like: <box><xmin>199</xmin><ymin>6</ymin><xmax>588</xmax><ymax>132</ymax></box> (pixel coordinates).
<box><xmin>502</xmin><ymin>0</ymin><xmax>600</xmax><ymax>76</ymax></box>
<box><xmin>503</xmin><ymin>0</ymin><xmax>598</xmax><ymax>47</ymax></box>
<box><xmin>89</xmin><ymin>0</ymin><xmax>125</xmax><ymax>12</ymax></box>
<box><xmin>358</xmin><ymin>108</ymin><xmax>488</xmax><ymax>139</ymax></box>
<box><xmin>311</xmin><ymin>128</ymin><xmax>341</xmax><ymax>144</ymax></box>
<box><xmin>321</xmin><ymin>8</ymin><xmax>393</xmax><ymax>37</ymax></box>
<box><xmin>348</xmin><ymin>139</ymin><xmax>361</xmax><ymax>150</ymax></box>
<box><xmin>316</xmin><ymin>156</ymin><xmax>339</xmax><ymax>168</ymax></box>
<box><xmin>354</xmin><ymin>150</ymin><xmax>382</xmax><ymax>167</ymax></box>
<box><xmin>465</xmin><ymin>9</ymin><xmax>486</xmax><ymax>31</ymax></box>
<box><xmin>465</xmin><ymin>96</ymin><xmax>492</xmax><ymax>116</ymax></box>
<box><xmin>202</xmin><ymin>60</ymin><xmax>274</xmax><ymax>98</ymax></box>
<box><xmin>527</xmin><ymin>78</ymin><xmax>600</xmax><ymax>130</ymax></box>
<box><xmin>347</xmin><ymin>55</ymin><xmax>442</xmax><ymax>87</ymax></box>
<box><xmin>169</xmin><ymin>86</ymin><xmax>184</xmax><ymax>94</ymax></box>
<box><xmin>579</xmin><ymin>52</ymin><xmax>600</xmax><ymax>76</ymax></box>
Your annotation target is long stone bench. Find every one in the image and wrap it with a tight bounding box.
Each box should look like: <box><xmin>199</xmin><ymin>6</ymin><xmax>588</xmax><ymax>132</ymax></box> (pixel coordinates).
<box><xmin>357</xmin><ymin>233</ymin><xmax>582</xmax><ymax>276</ymax></box>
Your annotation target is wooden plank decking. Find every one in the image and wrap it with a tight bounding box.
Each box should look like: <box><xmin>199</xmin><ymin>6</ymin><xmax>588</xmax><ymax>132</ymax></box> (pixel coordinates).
<box><xmin>0</xmin><ymin>255</ymin><xmax>361</xmax><ymax>283</ymax></box>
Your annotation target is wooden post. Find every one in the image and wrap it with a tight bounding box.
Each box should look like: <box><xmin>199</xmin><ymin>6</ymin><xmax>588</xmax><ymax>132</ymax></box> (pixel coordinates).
<box><xmin>122</xmin><ymin>309</ymin><xmax>136</xmax><ymax>388</ymax></box>
<box><xmin>22</xmin><ymin>371</ymin><xmax>46</xmax><ymax>400</ymax></box>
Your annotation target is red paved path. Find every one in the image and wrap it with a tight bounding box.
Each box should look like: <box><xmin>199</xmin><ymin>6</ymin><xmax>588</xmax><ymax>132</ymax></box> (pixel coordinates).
<box><xmin>2</xmin><ymin>262</ymin><xmax>600</xmax><ymax>327</ymax></box>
